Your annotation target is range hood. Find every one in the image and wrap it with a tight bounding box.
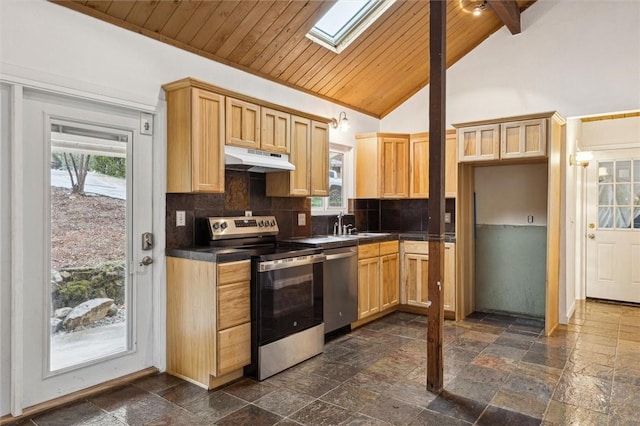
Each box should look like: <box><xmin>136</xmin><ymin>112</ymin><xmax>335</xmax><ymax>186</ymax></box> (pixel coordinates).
<box><xmin>224</xmin><ymin>145</ymin><xmax>295</xmax><ymax>173</ymax></box>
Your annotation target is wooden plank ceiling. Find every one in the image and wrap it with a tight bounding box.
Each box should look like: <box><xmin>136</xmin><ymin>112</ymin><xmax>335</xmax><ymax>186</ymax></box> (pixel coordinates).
<box><xmin>52</xmin><ymin>0</ymin><xmax>534</xmax><ymax>118</ymax></box>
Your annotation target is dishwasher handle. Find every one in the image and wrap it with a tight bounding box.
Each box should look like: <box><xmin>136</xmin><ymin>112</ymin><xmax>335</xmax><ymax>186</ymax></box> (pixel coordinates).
<box><xmin>325</xmin><ymin>248</ymin><xmax>357</xmax><ymax>261</ymax></box>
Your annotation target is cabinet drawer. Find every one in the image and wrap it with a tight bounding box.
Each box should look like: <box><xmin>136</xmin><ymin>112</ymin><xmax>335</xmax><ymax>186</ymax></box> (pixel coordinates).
<box><xmin>217</xmin><ymin>322</ymin><xmax>251</xmax><ymax>376</ymax></box>
<box><xmin>379</xmin><ymin>240</ymin><xmax>399</xmax><ymax>256</ymax></box>
<box><xmin>217</xmin><ymin>260</ymin><xmax>250</xmax><ymax>285</ymax></box>
<box><xmin>403</xmin><ymin>241</ymin><xmax>429</xmax><ymax>255</ymax></box>
<box><xmin>217</xmin><ymin>281</ymin><xmax>250</xmax><ymax>330</ymax></box>
<box><xmin>358</xmin><ymin>243</ymin><xmax>380</xmax><ymax>259</ymax></box>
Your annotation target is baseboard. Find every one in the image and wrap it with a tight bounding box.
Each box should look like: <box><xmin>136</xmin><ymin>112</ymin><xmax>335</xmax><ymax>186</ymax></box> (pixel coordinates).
<box><xmin>0</xmin><ymin>367</ymin><xmax>158</xmax><ymax>425</ymax></box>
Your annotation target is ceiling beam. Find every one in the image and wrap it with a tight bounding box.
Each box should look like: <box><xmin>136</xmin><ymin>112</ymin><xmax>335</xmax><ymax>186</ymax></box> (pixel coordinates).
<box><xmin>487</xmin><ymin>0</ymin><xmax>522</xmax><ymax>35</ymax></box>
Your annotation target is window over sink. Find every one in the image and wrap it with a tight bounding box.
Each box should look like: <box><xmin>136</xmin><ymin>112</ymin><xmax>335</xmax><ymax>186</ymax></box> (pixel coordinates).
<box><xmin>311</xmin><ymin>145</ymin><xmax>350</xmax><ymax>214</ymax></box>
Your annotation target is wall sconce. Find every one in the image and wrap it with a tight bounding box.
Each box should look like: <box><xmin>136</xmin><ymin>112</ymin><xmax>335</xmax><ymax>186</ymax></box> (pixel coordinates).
<box><xmin>473</xmin><ymin>0</ymin><xmax>487</xmax><ymax>16</ymax></box>
<box><xmin>569</xmin><ymin>151</ymin><xmax>593</xmax><ymax>168</ymax></box>
<box><xmin>330</xmin><ymin>111</ymin><xmax>350</xmax><ymax>132</ymax></box>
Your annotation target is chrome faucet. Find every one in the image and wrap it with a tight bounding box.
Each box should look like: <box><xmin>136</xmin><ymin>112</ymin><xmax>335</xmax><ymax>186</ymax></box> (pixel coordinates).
<box><xmin>335</xmin><ymin>211</ymin><xmax>344</xmax><ymax>235</ymax></box>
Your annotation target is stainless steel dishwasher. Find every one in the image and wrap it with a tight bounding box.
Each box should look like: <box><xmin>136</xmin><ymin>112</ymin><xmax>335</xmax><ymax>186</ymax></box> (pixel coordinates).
<box><xmin>323</xmin><ymin>246</ymin><xmax>358</xmax><ymax>333</ymax></box>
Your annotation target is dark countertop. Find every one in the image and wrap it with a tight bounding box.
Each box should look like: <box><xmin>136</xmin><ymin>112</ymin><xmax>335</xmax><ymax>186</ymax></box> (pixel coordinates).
<box><xmin>280</xmin><ymin>232</ymin><xmax>456</xmax><ymax>248</ymax></box>
<box><xmin>166</xmin><ymin>247</ymin><xmax>251</xmax><ymax>263</ymax></box>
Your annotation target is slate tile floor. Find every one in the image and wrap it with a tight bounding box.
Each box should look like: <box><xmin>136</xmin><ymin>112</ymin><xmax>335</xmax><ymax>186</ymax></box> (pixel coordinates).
<box><xmin>17</xmin><ymin>300</ymin><xmax>640</xmax><ymax>425</ymax></box>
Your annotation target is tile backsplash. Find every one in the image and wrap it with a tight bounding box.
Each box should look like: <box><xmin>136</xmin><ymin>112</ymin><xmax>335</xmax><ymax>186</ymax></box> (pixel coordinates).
<box><xmin>352</xmin><ymin>198</ymin><xmax>456</xmax><ymax>234</ymax></box>
<box><xmin>166</xmin><ymin>171</ymin><xmax>311</xmax><ymax>247</ymax></box>
<box><xmin>166</xmin><ymin>171</ymin><xmax>456</xmax><ymax>248</ymax></box>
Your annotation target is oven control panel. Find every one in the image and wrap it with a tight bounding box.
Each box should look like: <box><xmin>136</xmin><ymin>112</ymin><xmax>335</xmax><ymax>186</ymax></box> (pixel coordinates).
<box><xmin>206</xmin><ymin>216</ymin><xmax>279</xmax><ymax>239</ymax></box>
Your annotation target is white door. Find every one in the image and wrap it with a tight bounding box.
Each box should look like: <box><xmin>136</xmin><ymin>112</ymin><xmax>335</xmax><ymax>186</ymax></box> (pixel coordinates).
<box><xmin>585</xmin><ymin>150</ymin><xmax>640</xmax><ymax>303</ymax></box>
<box><xmin>20</xmin><ymin>89</ymin><xmax>154</xmax><ymax>408</ymax></box>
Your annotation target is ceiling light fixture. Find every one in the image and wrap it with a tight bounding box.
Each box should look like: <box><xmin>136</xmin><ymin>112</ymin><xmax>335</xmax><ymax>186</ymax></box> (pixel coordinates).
<box><xmin>331</xmin><ymin>111</ymin><xmax>350</xmax><ymax>132</ymax></box>
<box><xmin>473</xmin><ymin>0</ymin><xmax>487</xmax><ymax>16</ymax></box>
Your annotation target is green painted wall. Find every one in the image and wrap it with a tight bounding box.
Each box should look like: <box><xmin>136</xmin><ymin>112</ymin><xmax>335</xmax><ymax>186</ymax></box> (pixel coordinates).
<box><xmin>475</xmin><ymin>225</ymin><xmax>547</xmax><ymax>318</ymax></box>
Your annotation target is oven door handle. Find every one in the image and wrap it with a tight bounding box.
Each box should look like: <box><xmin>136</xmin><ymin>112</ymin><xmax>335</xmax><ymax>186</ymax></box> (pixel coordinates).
<box><xmin>258</xmin><ymin>254</ymin><xmax>325</xmax><ymax>272</ymax></box>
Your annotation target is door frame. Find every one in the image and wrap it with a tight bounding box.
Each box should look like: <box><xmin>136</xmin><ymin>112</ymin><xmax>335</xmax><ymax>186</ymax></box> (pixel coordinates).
<box><xmin>5</xmin><ymin>80</ymin><xmax>165</xmax><ymax>416</ymax></box>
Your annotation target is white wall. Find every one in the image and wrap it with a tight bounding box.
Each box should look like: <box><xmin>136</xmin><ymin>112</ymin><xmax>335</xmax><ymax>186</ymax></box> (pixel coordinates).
<box><xmin>475</xmin><ymin>164</ymin><xmax>549</xmax><ymax>226</ymax></box>
<box><xmin>381</xmin><ymin>0</ymin><xmax>640</xmax><ymax>132</ymax></box>
<box><xmin>581</xmin><ymin>116</ymin><xmax>640</xmax><ymax>149</ymax></box>
<box><xmin>0</xmin><ymin>84</ymin><xmax>12</xmax><ymax>416</ymax></box>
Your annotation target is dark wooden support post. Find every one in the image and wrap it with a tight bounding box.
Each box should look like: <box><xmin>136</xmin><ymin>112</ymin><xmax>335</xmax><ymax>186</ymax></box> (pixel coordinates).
<box><xmin>426</xmin><ymin>0</ymin><xmax>446</xmax><ymax>394</ymax></box>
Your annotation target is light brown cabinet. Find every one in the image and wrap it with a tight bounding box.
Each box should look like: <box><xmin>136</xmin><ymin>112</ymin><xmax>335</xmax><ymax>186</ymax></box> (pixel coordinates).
<box><xmin>165</xmin><ymin>85</ymin><xmax>225</xmax><ymax>193</ymax></box>
<box><xmin>457</xmin><ymin>118</ymin><xmax>547</xmax><ymax>162</ymax></box>
<box><xmin>166</xmin><ymin>257</ymin><xmax>251</xmax><ymax>389</ymax></box>
<box><xmin>310</xmin><ymin>121</ymin><xmax>330</xmax><ymax>196</ymax></box>
<box><xmin>501</xmin><ymin>119</ymin><xmax>546</xmax><ymax>159</ymax></box>
<box><xmin>380</xmin><ymin>241</ymin><xmax>400</xmax><ymax>310</ymax></box>
<box><xmin>409</xmin><ymin>130</ymin><xmax>458</xmax><ymax>198</ymax></box>
<box><xmin>443</xmin><ymin>242</ymin><xmax>456</xmax><ymax>312</ymax></box>
<box><xmin>400</xmin><ymin>241</ymin><xmax>456</xmax><ymax>313</ymax></box>
<box><xmin>401</xmin><ymin>241</ymin><xmax>430</xmax><ymax>308</ymax></box>
<box><xmin>357</xmin><ymin>241</ymin><xmax>399</xmax><ymax>320</ymax></box>
<box><xmin>458</xmin><ymin>124</ymin><xmax>500</xmax><ymax>162</ymax></box>
<box><xmin>356</xmin><ymin>133</ymin><xmax>409</xmax><ymax>198</ymax></box>
<box><xmin>266</xmin><ymin>117</ymin><xmax>329</xmax><ymax>197</ymax></box>
<box><xmin>226</xmin><ymin>97</ymin><xmax>261</xmax><ymax>149</ymax></box>
<box><xmin>261</xmin><ymin>107</ymin><xmax>290</xmax><ymax>153</ymax></box>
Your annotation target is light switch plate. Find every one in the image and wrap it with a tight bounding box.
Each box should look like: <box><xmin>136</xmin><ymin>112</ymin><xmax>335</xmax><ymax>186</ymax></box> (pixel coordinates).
<box><xmin>298</xmin><ymin>213</ymin><xmax>306</xmax><ymax>226</ymax></box>
<box><xmin>444</xmin><ymin>212</ymin><xmax>451</xmax><ymax>223</ymax></box>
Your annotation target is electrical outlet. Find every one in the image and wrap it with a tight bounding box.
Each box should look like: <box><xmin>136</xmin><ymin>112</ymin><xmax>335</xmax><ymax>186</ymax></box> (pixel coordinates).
<box><xmin>298</xmin><ymin>213</ymin><xmax>306</xmax><ymax>226</ymax></box>
<box><xmin>528</xmin><ymin>215</ymin><xmax>534</xmax><ymax>223</ymax></box>
<box><xmin>176</xmin><ymin>210</ymin><xmax>186</xmax><ymax>227</ymax></box>
<box><xmin>245</xmin><ymin>211</ymin><xmax>252</xmax><ymax>217</ymax></box>
<box><xmin>444</xmin><ymin>212</ymin><xmax>451</xmax><ymax>223</ymax></box>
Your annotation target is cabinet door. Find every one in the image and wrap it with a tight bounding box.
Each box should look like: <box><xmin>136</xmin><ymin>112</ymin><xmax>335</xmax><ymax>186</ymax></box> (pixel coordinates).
<box><xmin>216</xmin><ymin>322</ymin><xmax>251</xmax><ymax>376</ymax></box>
<box><xmin>355</xmin><ymin>134</ymin><xmax>379</xmax><ymax>198</ymax></box>
<box><xmin>443</xmin><ymin>243</ymin><xmax>456</xmax><ymax>312</ymax></box>
<box><xmin>380</xmin><ymin>136</ymin><xmax>409</xmax><ymax>198</ymax></box>
<box><xmin>226</xmin><ymin>97</ymin><xmax>260</xmax><ymax>149</ymax></box>
<box><xmin>191</xmin><ymin>89</ymin><xmax>225</xmax><ymax>192</ymax></box>
<box><xmin>458</xmin><ymin>124</ymin><xmax>500</xmax><ymax>162</ymax></box>
<box><xmin>310</xmin><ymin>120</ymin><xmax>329</xmax><ymax>196</ymax></box>
<box><xmin>409</xmin><ymin>133</ymin><xmax>429</xmax><ymax>198</ymax></box>
<box><xmin>380</xmin><ymin>253</ymin><xmax>399</xmax><ymax>310</ymax></box>
<box><xmin>289</xmin><ymin>115</ymin><xmax>311</xmax><ymax>195</ymax></box>
<box><xmin>358</xmin><ymin>257</ymin><xmax>380</xmax><ymax>319</ymax></box>
<box><xmin>445</xmin><ymin>132</ymin><xmax>458</xmax><ymax>197</ymax></box>
<box><xmin>501</xmin><ymin>119</ymin><xmax>547</xmax><ymax>159</ymax></box>
<box><xmin>404</xmin><ymin>253</ymin><xmax>430</xmax><ymax>307</ymax></box>
<box><xmin>261</xmin><ymin>107</ymin><xmax>290</xmax><ymax>153</ymax></box>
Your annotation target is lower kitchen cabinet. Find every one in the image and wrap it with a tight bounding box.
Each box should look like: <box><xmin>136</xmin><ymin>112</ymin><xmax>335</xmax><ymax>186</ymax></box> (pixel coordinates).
<box><xmin>358</xmin><ymin>255</ymin><xmax>380</xmax><ymax>319</ymax></box>
<box><xmin>400</xmin><ymin>241</ymin><xmax>456</xmax><ymax>314</ymax></box>
<box><xmin>166</xmin><ymin>257</ymin><xmax>251</xmax><ymax>389</ymax></box>
<box><xmin>357</xmin><ymin>241</ymin><xmax>399</xmax><ymax>321</ymax></box>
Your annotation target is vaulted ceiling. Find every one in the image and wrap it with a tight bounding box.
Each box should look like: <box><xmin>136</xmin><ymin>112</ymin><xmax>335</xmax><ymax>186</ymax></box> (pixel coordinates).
<box><xmin>51</xmin><ymin>0</ymin><xmax>535</xmax><ymax>118</ymax></box>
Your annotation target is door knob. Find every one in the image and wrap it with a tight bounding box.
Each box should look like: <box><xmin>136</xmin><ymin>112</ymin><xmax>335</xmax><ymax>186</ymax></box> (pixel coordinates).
<box><xmin>139</xmin><ymin>256</ymin><xmax>153</xmax><ymax>266</ymax></box>
<box><xmin>587</xmin><ymin>233</ymin><xmax>595</xmax><ymax>239</ymax></box>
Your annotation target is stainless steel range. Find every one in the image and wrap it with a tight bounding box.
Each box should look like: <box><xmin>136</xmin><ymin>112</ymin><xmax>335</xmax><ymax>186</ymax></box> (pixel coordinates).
<box><xmin>198</xmin><ymin>216</ymin><xmax>325</xmax><ymax>381</ymax></box>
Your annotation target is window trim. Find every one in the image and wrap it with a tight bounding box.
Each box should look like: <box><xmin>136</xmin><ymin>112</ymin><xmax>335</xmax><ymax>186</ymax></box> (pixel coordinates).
<box><xmin>306</xmin><ymin>0</ymin><xmax>396</xmax><ymax>54</ymax></box>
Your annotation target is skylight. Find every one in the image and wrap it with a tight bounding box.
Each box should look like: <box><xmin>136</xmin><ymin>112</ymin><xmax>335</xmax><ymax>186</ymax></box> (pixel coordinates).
<box><xmin>307</xmin><ymin>0</ymin><xmax>396</xmax><ymax>54</ymax></box>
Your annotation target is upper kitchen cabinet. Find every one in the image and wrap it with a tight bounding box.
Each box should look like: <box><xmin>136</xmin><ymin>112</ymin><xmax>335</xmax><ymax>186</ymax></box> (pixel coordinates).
<box><xmin>409</xmin><ymin>130</ymin><xmax>458</xmax><ymax>198</ymax></box>
<box><xmin>457</xmin><ymin>124</ymin><xmax>500</xmax><ymax>162</ymax></box>
<box><xmin>310</xmin><ymin>121</ymin><xmax>329</xmax><ymax>197</ymax></box>
<box><xmin>356</xmin><ymin>133</ymin><xmax>409</xmax><ymax>199</ymax></box>
<box><xmin>501</xmin><ymin>119</ymin><xmax>546</xmax><ymax>159</ymax></box>
<box><xmin>261</xmin><ymin>107</ymin><xmax>290</xmax><ymax>154</ymax></box>
<box><xmin>226</xmin><ymin>97</ymin><xmax>260</xmax><ymax>150</ymax></box>
<box><xmin>266</xmin><ymin>116</ymin><xmax>311</xmax><ymax>197</ymax></box>
<box><xmin>456</xmin><ymin>114</ymin><xmax>554</xmax><ymax>163</ymax></box>
<box><xmin>164</xmin><ymin>82</ymin><xmax>225</xmax><ymax>193</ymax></box>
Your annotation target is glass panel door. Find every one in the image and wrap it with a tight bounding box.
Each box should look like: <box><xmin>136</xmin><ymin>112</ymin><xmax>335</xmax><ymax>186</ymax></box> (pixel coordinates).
<box><xmin>49</xmin><ymin>120</ymin><xmax>130</xmax><ymax>372</ymax></box>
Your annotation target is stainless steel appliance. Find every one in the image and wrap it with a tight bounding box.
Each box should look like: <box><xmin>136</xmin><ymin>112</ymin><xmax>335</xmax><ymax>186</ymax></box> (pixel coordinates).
<box><xmin>323</xmin><ymin>246</ymin><xmax>358</xmax><ymax>333</ymax></box>
<box><xmin>198</xmin><ymin>216</ymin><xmax>325</xmax><ymax>381</ymax></box>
